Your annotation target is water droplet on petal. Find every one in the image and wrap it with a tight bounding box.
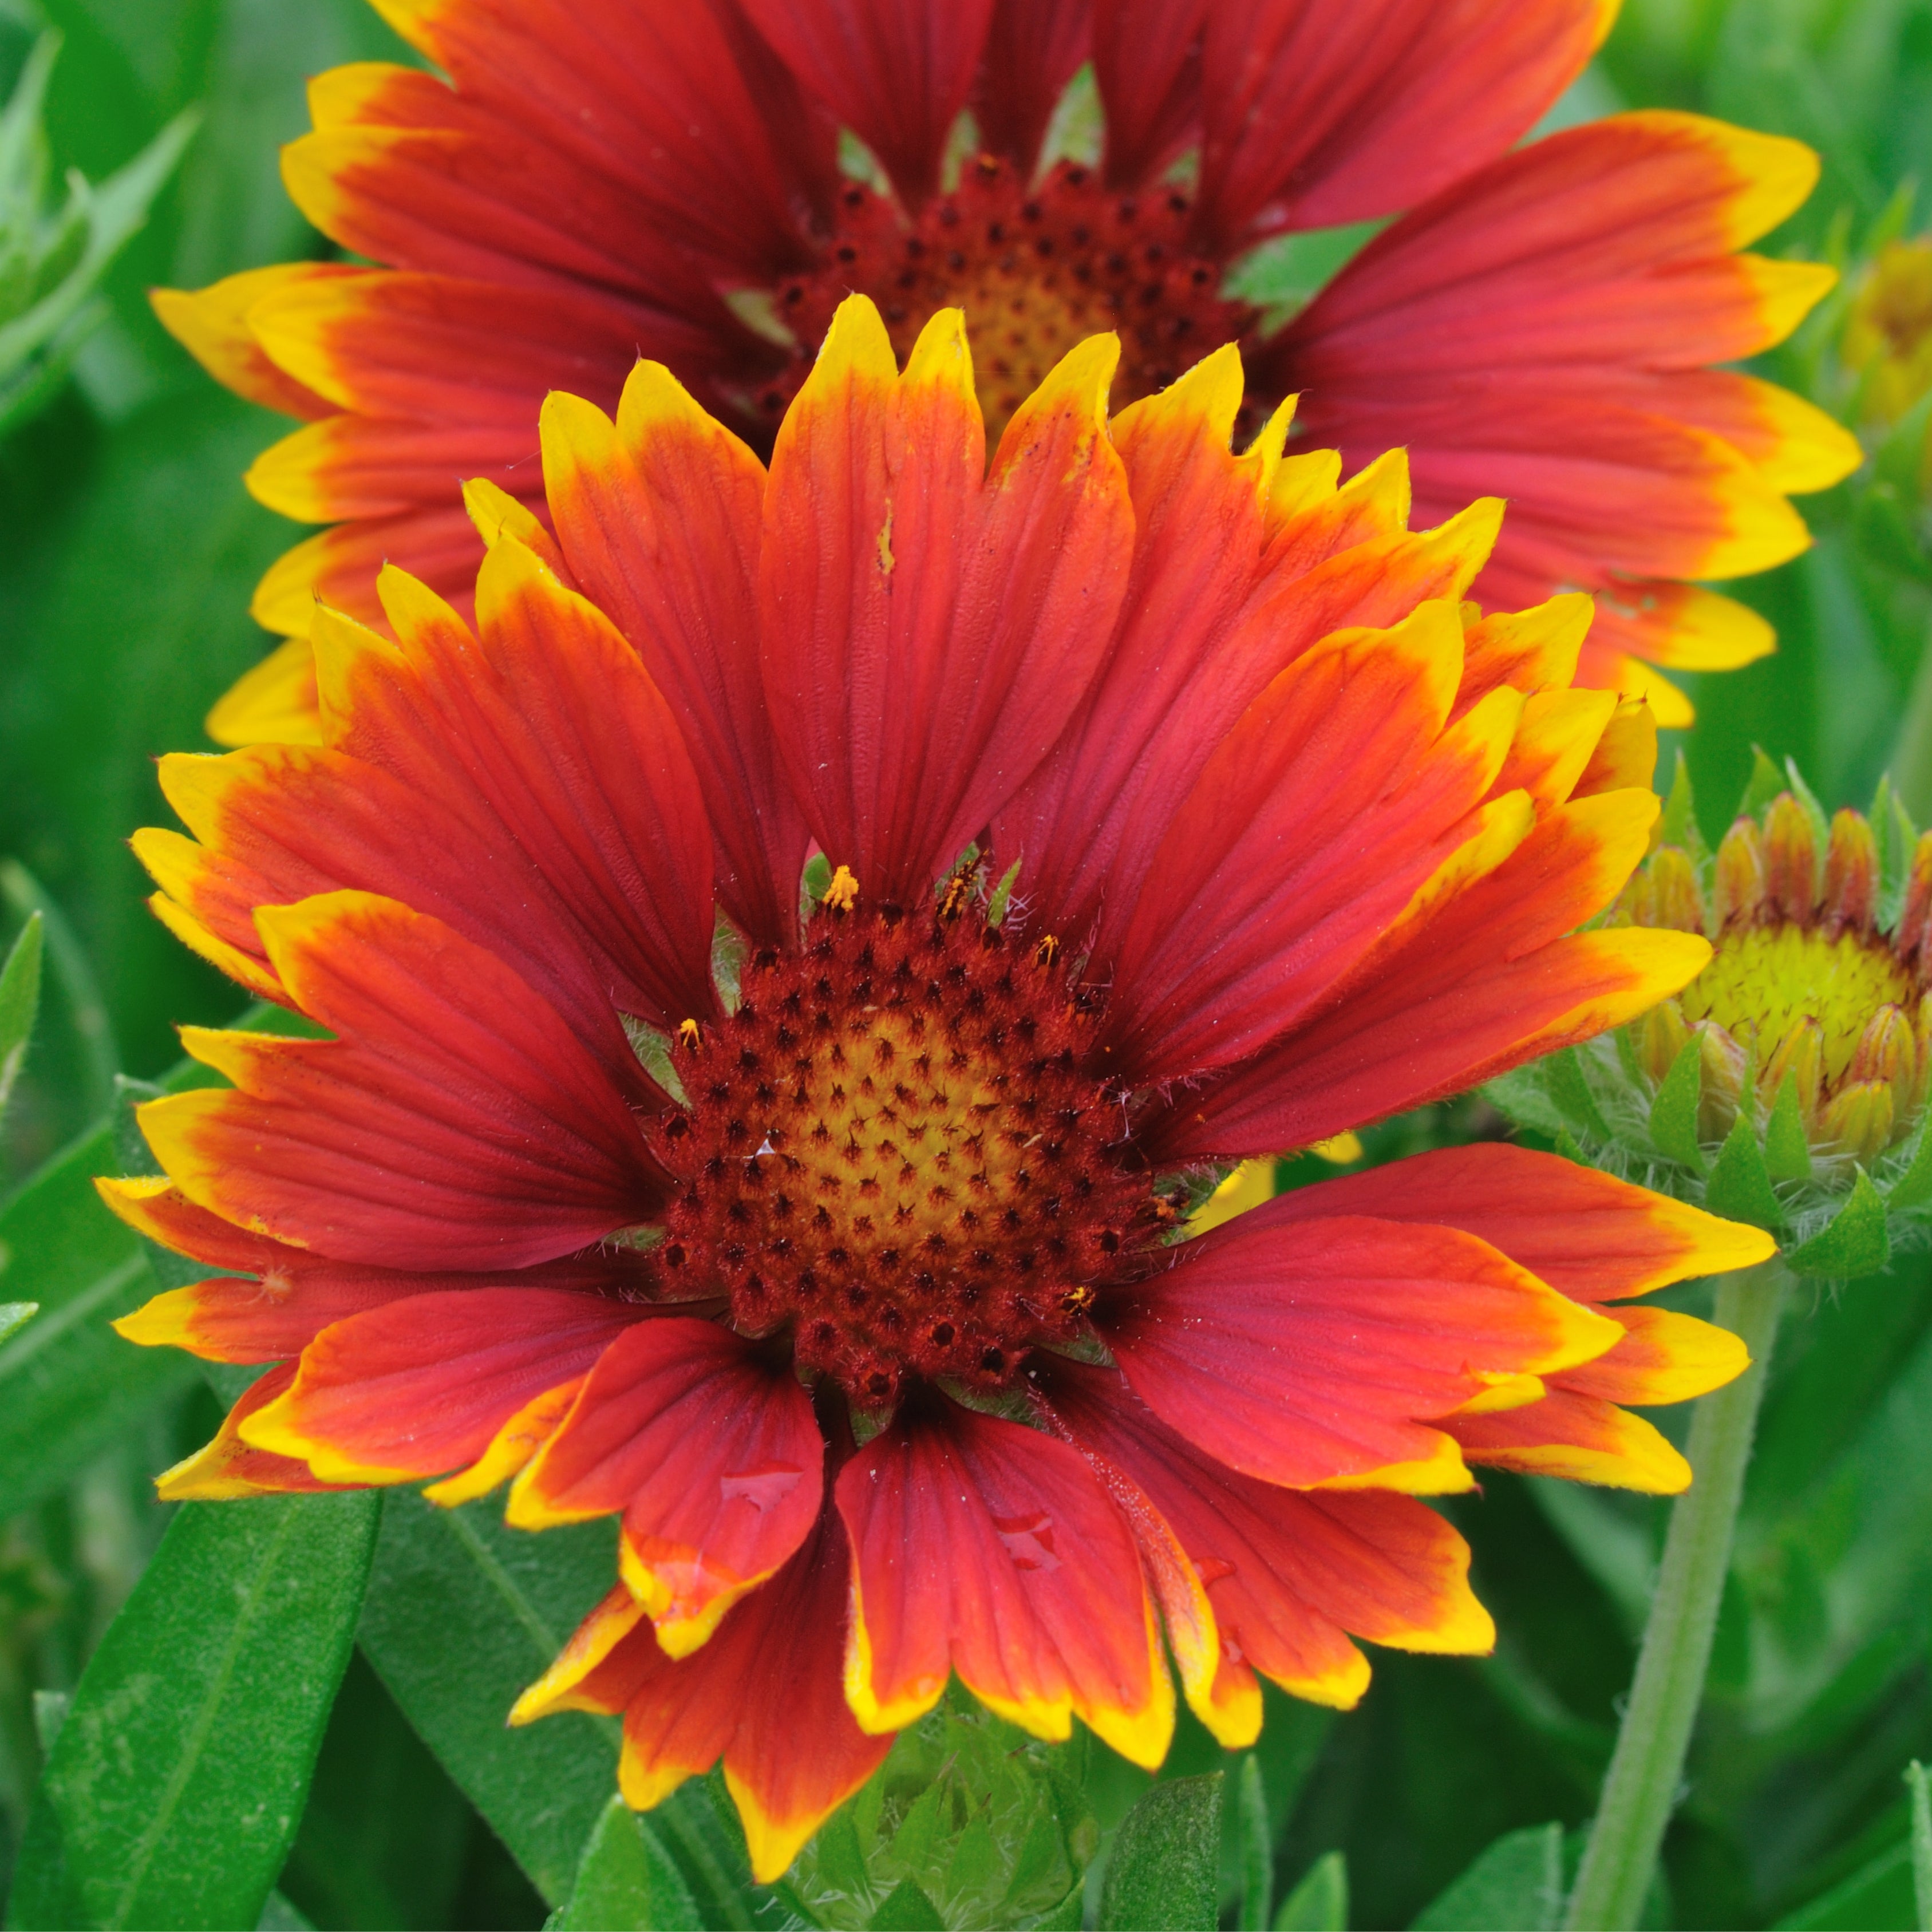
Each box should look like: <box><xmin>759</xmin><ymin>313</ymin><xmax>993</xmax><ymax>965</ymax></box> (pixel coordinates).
<box><xmin>994</xmin><ymin>1511</ymin><xmax>1059</xmax><ymax>1573</ymax></box>
<box><xmin>720</xmin><ymin>1463</ymin><xmax>804</xmax><ymax>1512</ymax></box>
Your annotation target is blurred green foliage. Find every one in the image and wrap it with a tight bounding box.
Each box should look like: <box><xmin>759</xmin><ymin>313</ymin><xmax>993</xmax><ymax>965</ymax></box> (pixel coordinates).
<box><xmin>3</xmin><ymin>0</ymin><xmax>1932</xmax><ymax>1925</ymax></box>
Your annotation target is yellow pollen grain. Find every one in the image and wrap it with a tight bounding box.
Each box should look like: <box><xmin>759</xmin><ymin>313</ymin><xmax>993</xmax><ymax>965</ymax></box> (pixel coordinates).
<box><xmin>823</xmin><ymin>864</ymin><xmax>859</xmax><ymax>912</ymax></box>
<box><xmin>1681</xmin><ymin>923</ymin><xmax>1913</xmax><ymax>1082</ymax></box>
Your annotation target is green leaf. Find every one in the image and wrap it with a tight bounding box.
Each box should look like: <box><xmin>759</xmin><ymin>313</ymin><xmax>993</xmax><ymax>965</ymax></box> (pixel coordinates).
<box><xmin>1408</xmin><ymin>1822</ymin><xmax>1564</xmax><ymax>1931</ymax></box>
<box><xmin>1707</xmin><ymin>1111</ymin><xmax>1785</xmax><ymax>1230</ymax></box>
<box><xmin>1775</xmin><ymin>1837</ymin><xmax>1920</xmax><ymax>1930</ymax></box>
<box><xmin>355</xmin><ymin>1491</ymin><xmax>627</xmax><ymax>1911</ymax></box>
<box><xmin>6</xmin><ymin>1491</ymin><xmax>378</xmax><ymax>1930</ymax></box>
<box><xmin>1273</xmin><ymin>1852</ymin><xmax>1348</xmax><ymax>1932</ymax></box>
<box><xmin>0</xmin><ymin>1120</ymin><xmax>193</xmax><ymax>1514</ymax></box>
<box><xmin>0</xmin><ymin>1299</ymin><xmax>36</xmax><ymax>1342</ymax></box>
<box><xmin>1236</xmin><ymin>1754</ymin><xmax>1274</xmax><ymax>1932</ymax></box>
<box><xmin>1099</xmin><ymin>1773</ymin><xmax>1223</xmax><ymax>1932</ymax></box>
<box><xmin>1765</xmin><ymin>1071</ymin><xmax>1815</xmax><ymax>1185</ymax></box>
<box><xmin>1649</xmin><ymin>1033</ymin><xmax>1707</xmax><ymax>1172</ymax></box>
<box><xmin>1788</xmin><ymin>1168</ymin><xmax>1892</xmax><ymax>1280</ymax></box>
<box><xmin>0</xmin><ymin>908</ymin><xmax>42</xmax><ymax>1119</ymax></box>
<box><xmin>1909</xmin><ymin>1761</ymin><xmax>1931</xmax><ymax>1932</ymax></box>
<box><xmin>559</xmin><ymin>1795</ymin><xmax>701</xmax><ymax>1932</ymax></box>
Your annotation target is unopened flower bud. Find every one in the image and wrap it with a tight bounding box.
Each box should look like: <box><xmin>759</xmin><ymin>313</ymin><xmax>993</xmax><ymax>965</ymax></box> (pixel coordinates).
<box><xmin>1846</xmin><ymin>1003</ymin><xmax>1916</xmax><ymax>1115</ymax></box>
<box><xmin>1648</xmin><ymin>847</ymin><xmax>1706</xmax><ymax>934</ymax></box>
<box><xmin>1758</xmin><ymin>1015</ymin><xmax>1824</xmax><ymax>1125</ymax></box>
<box><xmin>1713</xmin><ymin>817</ymin><xmax>1768</xmax><ymax>929</ymax></box>
<box><xmin>1899</xmin><ymin>832</ymin><xmax>1932</xmax><ymax>971</ymax></box>
<box><xmin>1763</xmin><ymin>793</ymin><xmax>1821</xmax><ymax>924</ymax></box>
<box><xmin>1822</xmin><ymin>810</ymin><xmax>1878</xmax><ymax>935</ymax></box>
<box><xmin>1819</xmin><ymin>1079</ymin><xmax>1895</xmax><ymax>1164</ymax></box>
<box><xmin>1695</xmin><ymin>1020</ymin><xmax>1748</xmax><ymax>1143</ymax></box>
<box><xmin>1613</xmin><ymin>867</ymin><xmax>1654</xmax><ymax>928</ymax></box>
<box><xmin>1637</xmin><ymin>997</ymin><xmax>1690</xmax><ymax>1085</ymax></box>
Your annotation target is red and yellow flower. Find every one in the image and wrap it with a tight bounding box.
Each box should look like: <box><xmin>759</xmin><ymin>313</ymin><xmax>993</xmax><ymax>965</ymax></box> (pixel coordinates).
<box><xmin>159</xmin><ymin>0</ymin><xmax>1859</xmax><ymax>745</ymax></box>
<box><xmin>106</xmin><ymin>308</ymin><xmax>1771</xmax><ymax>1879</ymax></box>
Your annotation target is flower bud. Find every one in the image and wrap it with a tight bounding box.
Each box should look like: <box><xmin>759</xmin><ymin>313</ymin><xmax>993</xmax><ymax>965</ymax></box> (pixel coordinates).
<box><xmin>1819</xmin><ymin>1080</ymin><xmax>1895</xmax><ymax>1164</ymax></box>
<box><xmin>1695</xmin><ymin>1020</ymin><xmax>1748</xmax><ymax>1143</ymax></box>
<box><xmin>1763</xmin><ymin>792</ymin><xmax>1821</xmax><ymax>924</ymax></box>
<box><xmin>1713</xmin><ymin>817</ymin><xmax>1768</xmax><ymax>928</ymax></box>
<box><xmin>1648</xmin><ymin>847</ymin><xmax>1706</xmax><ymax>934</ymax></box>
<box><xmin>1822</xmin><ymin>809</ymin><xmax>1878</xmax><ymax>935</ymax></box>
<box><xmin>1898</xmin><ymin>832</ymin><xmax>1932</xmax><ymax>971</ymax></box>
<box><xmin>1846</xmin><ymin>1003</ymin><xmax>1916</xmax><ymax>1122</ymax></box>
<box><xmin>1758</xmin><ymin>1015</ymin><xmax>1824</xmax><ymax>1126</ymax></box>
<box><xmin>1636</xmin><ymin>997</ymin><xmax>1690</xmax><ymax>1085</ymax></box>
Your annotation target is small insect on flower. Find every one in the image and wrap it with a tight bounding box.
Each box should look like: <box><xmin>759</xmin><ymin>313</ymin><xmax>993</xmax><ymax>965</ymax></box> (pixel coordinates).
<box><xmin>157</xmin><ymin>0</ymin><xmax>1857</xmax><ymax>748</ymax></box>
<box><xmin>102</xmin><ymin>303</ymin><xmax>1769</xmax><ymax>1880</ymax></box>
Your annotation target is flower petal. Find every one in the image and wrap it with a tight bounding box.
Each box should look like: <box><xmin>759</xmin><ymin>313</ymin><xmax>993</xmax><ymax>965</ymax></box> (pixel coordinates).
<box><xmin>1257</xmin><ymin>1143</ymin><xmax>1776</xmax><ymax>1302</ymax></box>
<box><xmin>239</xmin><ymin>1287</ymin><xmax>645</xmax><ymax>1483</ymax></box>
<box><xmin>738</xmin><ymin>0</ymin><xmax>997</xmax><ymax>209</ymax></box>
<box><xmin>155</xmin><ymin>1362</ymin><xmax>365</xmax><ymax>1502</ymax></box>
<box><xmin>1099</xmin><ymin>600</ymin><xmax>1520</xmax><ymax>1078</ymax></box>
<box><xmin>1101</xmin><ymin>1210</ymin><xmax>1622</xmax><ymax>1490</ymax></box>
<box><xmin>507</xmin><ymin>1318</ymin><xmax>824</xmax><ymax>1657</ymax></box>
<box><xmin>150</xmin><ymin>264</ymin><xmax>356</xmax><ymax>420</ymax></box>
<box><xmin>836</xmin><ymin>1397</ymin><xmax>1172</xmax><ymax>1766</ymax></box>
<box><xmin>1043</xmin><ymin>1361</ymin><xmax>1495</xmax><ymax>1710</ymax></box>
<box><xmin>1192</xmin><ymin>0</ymin><xmax>1606</xmax><ymax>246</ymax></box>
<box><xmin>519</xmin><ymin>1500</ymin><xmax>892</xmax><ymax>1884</ymax></box>
<box><xmin>1443</xmin><ymin>1388</ymin><xmax>1693</xmax><ymax>1494</ymax></box>
<box><xmin>1093</xmin><ymin>0</ymin><xmax>1206</xmax><ymax>187</ymax></box>
<box><xmin>542</xmin><ymin>364</ymin><xmax>809</xmax><ymax>946</ymax></box>
<box><xmin>761</xmin><ymin>301</ymin><xmax>1132</xmax><ymax>906</ymax></box>
<box><xmin>138</xmin><ymin>892</ymin><xmax>667</xmax><ymax>1270</ymax></box>
<box><xmin>1153</xmin><ymin>794</ymin><xmax>1710</xmax><ymax>1156</ymax></box>
<box><xmin>973</xmin><ymin>0</ymin><xmax>1092</xmax><ymax>177</ymax></box>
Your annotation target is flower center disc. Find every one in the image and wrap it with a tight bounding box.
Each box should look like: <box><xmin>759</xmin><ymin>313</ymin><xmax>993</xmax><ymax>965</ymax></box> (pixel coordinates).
<box><xmin>764</xmin><ymin>157</ymin><xmax>1257</xmax><ymax>439</ymax></box>
<box><xmin>1683</xmin><ymin>923</ymin><xmax>1914</xmax><ymax>1081</ymax></box>
<box><xmin>656</xmin><ymin>904</ymin><xmax>1156</xmax><ymax>1405</ymax></box>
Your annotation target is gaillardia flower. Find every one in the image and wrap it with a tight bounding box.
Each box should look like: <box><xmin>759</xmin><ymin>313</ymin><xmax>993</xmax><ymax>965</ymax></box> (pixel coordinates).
<box><xmin>160</xmin><ymin>0</ymin><xmax>1859</xmax><ymax>745</ymax></box>
<box><xmin>105</xmin><ymin>307</ymin><xmax>1770</xmax><ymax>1878</ymax></box>
<box><xmin>1490</xmin><ymin>757</ymin><xmax>1932</xmax><ymax>1279</ymax></box>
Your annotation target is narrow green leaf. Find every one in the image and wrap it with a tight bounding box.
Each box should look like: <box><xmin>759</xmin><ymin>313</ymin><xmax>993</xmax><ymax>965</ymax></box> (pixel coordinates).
<box><xmin>1649</xmin><ymin>1034</ymin><xmax>1706</xmax><ymax>1172</ymax></box>
<box><xmin>0</xmin><ymin>866</ymin><xmax>114</xmax><ymax>1121</ymax></box>
<box><xmin>0</xmin><ymin>1122</ymin><xmax>192</xmax><ymax>1514</ymax></box>
<box><xmin>256</xmin><ymin>1893</ymin><xmax>315</xmax><ymax>1931</ymax></box>
<box><xmin>1706</xmin><ymin>1111</ymin><xmax>1784</xmax><ymax>1230</ymax></box>
<box><xmin>0</xmin><ymin>910</ymin><xmax>43</xmax><ymax>1119</ymax></box>
<box><xmin>868</xmin><ymin>1879</ymin><xmax>946</xmax><ymax>1930</ymax></box>
<box><xmin>1099</xmin><ymin>1774</ymin><xmax>1223</xmax><ymax>1932</ymax></box>
<box><xmin>1409</xmin><ymin>1821</ymin><xmax>1563</xmax><ymax>1931</ymax></box>
<box><xmin>1236</xmin><ymin>1754</ymin><xmax>1273</xmax><ymax>1932</ymax></box>
<box><xmin>1788</xmin><ymin>1169</ymin><xmax>1892</xmax><ymax>1279</ymax></box>
<box><xmin>1908</xmin><ymin>1761</ymin><xmax>1931</xmax><ymax>1932</ymax></box>
<box><xmin>1765</xmin><ymin>1071</ymin><xmax>1814</xmax><ymax>1184</ymax></box>
<box><xmin>1774</xmin><ymin>1839</ymin><xmax>1918</xmax><ymax>1930</ymax></box>
<box><xmin>6</xmin><ymin>1492</ymin><xmax>377</xmax><ymax>1931</ymax></box>
<box><xmin>1781</xmin><ymin>758</ymin><xmax>1834</xmax><ymax>858</ymax></box>
<box><xmin>0</xmin><ymin>1299</ymin><xmax>36</xmax><ymax>1343</ymax></box>
<box><xmin>1273</xmin><ymin>1851</ymin><xmax>1348</xmax><ymax>1932</ymax></box>
<box><xmin>1483</xmin><ymin>1061</ymin><xmax>1570</xmax><ymax>1140</ymax></box>
<box><xmin>357</xmin><ymin>1492</ymin><xmax>649</xmax><ymax>1913</ymax></box>
<box><xmin>559</xmin><ymin>1795</ymin><xmax>701</xmax><ymax>1932</ymax></box>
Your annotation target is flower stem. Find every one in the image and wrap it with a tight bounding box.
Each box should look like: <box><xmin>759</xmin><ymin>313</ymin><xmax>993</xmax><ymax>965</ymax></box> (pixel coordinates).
<box><xmin>1564</xmin><ymin>1260</ymin><xmax>1789</xmax><ymax>1931</ymax></box>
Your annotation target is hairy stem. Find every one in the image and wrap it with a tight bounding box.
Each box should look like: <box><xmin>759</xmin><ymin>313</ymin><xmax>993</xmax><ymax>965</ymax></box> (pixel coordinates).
<box><xmin>1564</xmin><ymin>1261</ymin><xmax>1788</xmax><ymax>1930</ymax></box>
